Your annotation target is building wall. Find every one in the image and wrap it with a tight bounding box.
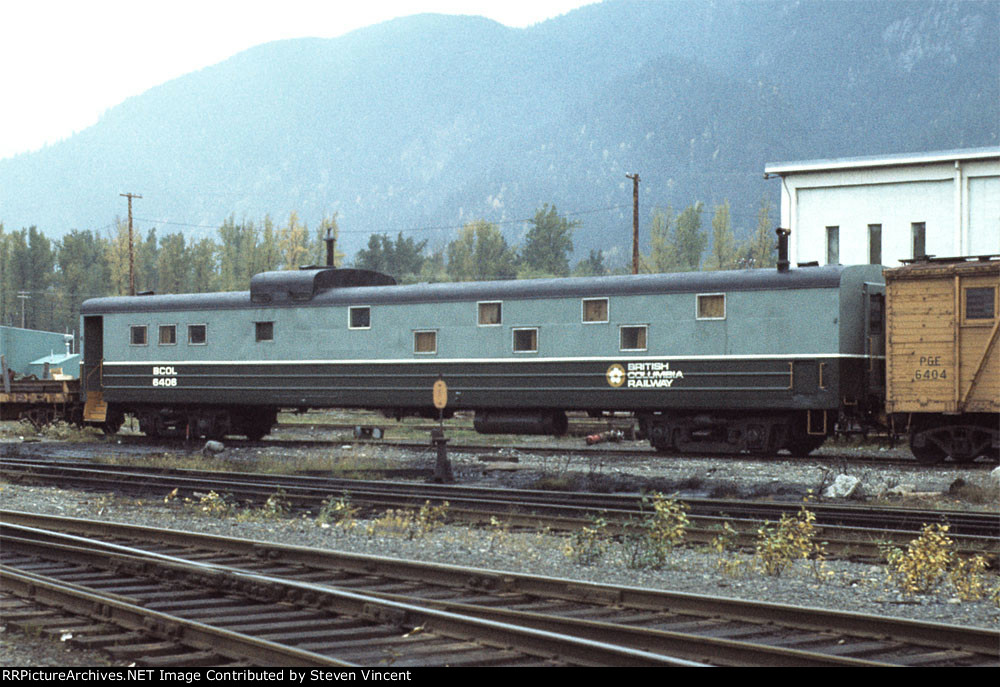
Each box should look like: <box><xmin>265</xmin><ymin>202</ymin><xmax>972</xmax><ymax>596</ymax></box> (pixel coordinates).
<box><xmin>0</xmin><ymin>326</ymin><xmax>74</xmax><ymax>375</ymax></box>
<box><xmin>769</xmin><ymin>150</ymin><xmax>999</xmax><ymax>267</ymax></box>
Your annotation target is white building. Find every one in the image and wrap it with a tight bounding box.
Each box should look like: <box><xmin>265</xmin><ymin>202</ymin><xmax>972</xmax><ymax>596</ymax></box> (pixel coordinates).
<box><xmin>764</xmin><ymin>147</ymin><xmax>999</xmax><ymax>267</ymax></box>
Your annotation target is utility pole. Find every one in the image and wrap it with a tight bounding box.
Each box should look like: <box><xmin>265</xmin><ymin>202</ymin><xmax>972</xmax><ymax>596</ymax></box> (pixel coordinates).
<box><xmin>120</xmin><ymin>192</ymin><xmax>142</xmax><ymax>296</ymax></box>
<box><xmin>17</xmin><ymin>291</ymin><xmax>30</xmax><ymax>329</ymax></box>
<box><xmin>626</xmin><ymin>173</ymin><xmax>640</xmax><ymax>274</ymax></box>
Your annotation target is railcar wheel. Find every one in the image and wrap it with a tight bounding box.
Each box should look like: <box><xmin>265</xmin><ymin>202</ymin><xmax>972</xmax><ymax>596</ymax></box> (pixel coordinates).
<box><xmin>785</xmin><ymin>435</ymin><xmax>826</xmax><ymax>457</ymax></box>
<box><xmin>101</xmin><ymin>409</ymin><xmax>125</xmax><ymax>436</ymax></box>
<box><xmin>909</xmin><ymin>432</ymin><xmax>947</xmax><ymax>465</ymax></box>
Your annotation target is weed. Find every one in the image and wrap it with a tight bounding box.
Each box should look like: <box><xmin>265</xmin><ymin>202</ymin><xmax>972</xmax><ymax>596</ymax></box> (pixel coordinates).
<box><xmin>260</xmin><ymin>488</ymin><xmax>291</xmax><ymax>518</ymax></box>
<box><xmin>883</xmin><ymin>523</ymin><xmax>953</xmax><ymax>595</ymax></box>
<box><xmin>563</xmin><ymin>515</ymin><xmax>609</xmax><ymax>566</ymax></box>
<box><xmin>317</xmin><ymin>493</ymin><xmax>360</xmax><ymax>530</ymax></box>
<box><xmin>754</xmin><ymin>508</ymin><xmax>826</xmax><ymax>577</ymax></box>
<box><xmin>621</xmin><ymin>493</ymin><xmax>690</xmax><ymax>570</ymax></box>
<box><xmin>365</xmin><ymin>501</ymin><xmax>449</xmax><ymax>540</ymax></box>
<box><xmin>194</xmin><ymin>490</ymin><xmax>233</xmax><ymax>516</ymax></box>
<box><xmin>949</xmin><ymin>554</ymin><xmax>990</xmax><ymax>602</ymax></box>
<box><xmin>884</xmin><ymin>523</ymin><xmax>991</xmax><ymax>601</ymax></box>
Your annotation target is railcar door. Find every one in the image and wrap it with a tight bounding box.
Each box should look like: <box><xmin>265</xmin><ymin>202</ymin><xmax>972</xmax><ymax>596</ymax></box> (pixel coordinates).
<box><xmin>82</xmin><ymin>315</ymin><xmax>103</xmax><ymax>394</ymax></box>
<box><xmin>863</xmin><ymin>282</ymin><xmax>886</xmax><ymax>403</ymax></box>
<box><xmin>81</xmin><ymin>315</ymin><xmax>109</xmax><ymax>424</ymax></box>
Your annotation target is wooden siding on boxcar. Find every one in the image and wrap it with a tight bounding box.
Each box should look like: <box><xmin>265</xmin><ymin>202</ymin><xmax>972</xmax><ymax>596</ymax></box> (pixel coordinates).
<box><xmin>885</xmin><ymin>258</ymin><xmax>999</xmax><ymax>414</ymax></box>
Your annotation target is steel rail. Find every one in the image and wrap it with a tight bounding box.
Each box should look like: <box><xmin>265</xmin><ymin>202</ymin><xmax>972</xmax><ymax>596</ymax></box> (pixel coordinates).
<box><xmin>2</xmin><ymin>459</ymin><xmax>997</xmax><ymax>562</ymax></box>
<box><xmin>4</xmin><ymin>511</ymin><xmax>997</xmax><ymax>666</ymax></box>
<box><xmin>0</xmin><ymin>566</ymin><xmax>356</xmax><ymax>667</ymax></box>
<box><xmin>3</xmin><ymin>457</ymin><xmax>994</xmax><ymax>535</ymax></box>
<box><xmin>1</xmin><ymin>524</ymin><xmax>701</xmax><ymax>667</ymax></box>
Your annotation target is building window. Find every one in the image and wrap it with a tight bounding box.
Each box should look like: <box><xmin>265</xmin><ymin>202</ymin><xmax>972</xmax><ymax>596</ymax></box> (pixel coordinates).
<box><xmin>620</xmin><ymin>325</ymin><xmax>647</xmax><ymax>351</ymax></box>
<box><xmin>158</xmin><ymin>325</ymin><xmax>176</xmax><ymax>345</ymax></box>
<box><xmin>964</xmin><ymin>287</ymin><xmax>996</xmax><ymax>321</ymax></box>
<box><xmin>697</xmin><ymin>293</ymin><xmax>726</xmax><ymax>320</ymax></box>
<box><xmin>349</xmin><ymin>306</ymin><xmax>371</xmax><ymax>329</ymax></box>
<box><xmin>478</xmin><ymin>301</ymin><xmax>502</xmax><ymax>326</ymax></box>
<box><xmin>255</xmin><ymin>321</ymin><xmax>274</xmax><ymax>342</ymax></box>
<box><xmin>512</xmin><ymin>327</ymin><xmax>538</xmax><ymax>353</ymax></box>
<box><xmin>414</xmin><ymin>330</ymin><xmax>437</xmax><ymax>354</ymax></box>
<box><xmin>130</xmin><ymin>325</ymin><xmax>147</xmax><ymax>346</ymax></box>
<box><xmin>868</xmin><ymin>224</ymin><xmax>882</xmax><ymax>265</ymax></box>
<box><xmin>826</xmin><ymin>226</ymin><xmax>840</xmax><ymax>264</ymax></box>
<box><xmin>912</xmin><ymin>222</ymin><xmax>926</xmax><ymax>259</ymax></box>
<box><xmin>582</xmin><ymin>298</ymin><xmax>609</xmax><ymax>323</ymax></box>
<box><xmin>188</xmin><ymin>324</ymin><xmax>207</xmax><ymax>345</ymax></box>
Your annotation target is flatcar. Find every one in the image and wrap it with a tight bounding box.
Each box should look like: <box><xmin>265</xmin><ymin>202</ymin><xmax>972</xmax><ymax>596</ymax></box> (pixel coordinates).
<box><xmin>884</xmin><ymin>256</ymin><xmax>999</xmax><ymax>463</ymax></box>
<box><xmin>78</xmin><ymin>236</ymin><xmax>887</xmax><ymax>456</ymax></box>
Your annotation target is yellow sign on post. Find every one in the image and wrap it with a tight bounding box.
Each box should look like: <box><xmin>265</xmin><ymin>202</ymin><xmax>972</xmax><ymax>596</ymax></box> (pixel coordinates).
<box><xmin>432</xmin><ymin>379</ymin><xmax>448</xmax><ymax>410</ymax></box>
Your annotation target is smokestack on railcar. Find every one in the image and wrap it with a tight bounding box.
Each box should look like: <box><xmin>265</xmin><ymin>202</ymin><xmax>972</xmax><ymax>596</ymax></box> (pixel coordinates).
<box><xmin>776</xmin><ymin>227</ymin><xmax>791</xmax><ymax>273</ymax></box>
<box><xmin>325</xmin><ymin>227</ymin><xmax>336</xmax><ymax>267</ymax></box>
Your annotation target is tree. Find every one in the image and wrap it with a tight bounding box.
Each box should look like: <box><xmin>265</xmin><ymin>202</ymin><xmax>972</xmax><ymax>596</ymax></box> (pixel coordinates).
<box><xmin>218</xmin><ymin>216</ymin><xmax>259</xmax><ymax>291</ymax></box>
<box><xmin>254</xmin><ymin>215</ymin><xmax>281</xmax><ymax>276</ymax></box>
<box><xmin>106</xmin><ymin>220</ymin><xmax>133</xmax><ymax>296</ymax></box>
<box><xmin>573</xmin><ymin>249</ymin><xmax>608</xmax><ymax>277</ymax></box>
<box><xmin>673</xmin><ymin>202</ymin><xmax>707</xmax><ymax>271</ymax></box>
<box><xmin>56</xmin><ymin>229</ymin><xmax>110</xmax><ymax>333</ymax></box>
<box><xmin>519</xmin><ymin>204</ymin><xmax>578</xmax><ymax>277</ymax></box>
<box><xmin>157</xmin><ymin>232</ymin><xmax>190</xmax><ymax>294</ymax></box>
<box><xmin>279</xmin><ymin>211</ymin><xmax>310</xmax><ymax>270</ymax></box>
<box><xmin>704</xmin><ymin>200</ymin><xmax>738</xmax><ymax>271</ymax></box>
<box><xmin>136</xmin><ymin>228</ymin><xmax>159</xmax><ymax>293</ymax></box>
<box><xmin>642</xmin><ymin>207</ymin><xmax>681</xmax><ymax>273</ymax></box>
<box><xmin>446</xmin><ymin>220</ymin><xmax>518</xmax><ymax>282</ymax></box>
<box><xmin>739</xmin><ymin>196</ymin><xmax>777</xmax><ymax>268</ymax></box>
<box><xmin>355</xmin><ymin>232</ymin><xmax>428</xmax><ymax>280</ymax></box>
<box><xmin>0</xmin><ymin>224</ymin><xmax>14</xmax><ymax>325</ymax></box>
<box><xmin>188</xmin><ymin>238</ymin><xmax>219</xmax><ymax>293</ymax></box>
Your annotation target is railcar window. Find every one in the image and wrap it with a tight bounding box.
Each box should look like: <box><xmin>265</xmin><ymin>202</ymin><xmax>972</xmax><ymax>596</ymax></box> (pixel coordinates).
<box><xmin>620</xmin><ymin>325</ymin><xmax>647</xmax><ymax>351</ymax></box>
<box><xmin>513</xmin><ymin>328</ymin><xmax>538</xmax><ymax>353</ymax></box>
<box><xmin>478</xmin><ymin>301</ymin><xmax>502</xmax><ymax>326</ymax></box>
<box><xmin>582</xmin><ymin>298</ymin><xmax>609</xmax><ymax>323</ymax></box>
<box><xmin>256</xmin><ymin>321</ymin><xmax>274</xmax><ymax>342</ymax></box>
<box><xmin>349</xmin><ymin>306</ymin><xmax>371</xmax><ymax>329</ymax></box>
<box><xmin>188</xmin><ymin>324</ymin><xmax>207</xmax><ymax>345</ymax></box>
<box><xmin>414</xmin><ymin>330</ymin><xmax>437</xmax><ymax>354</ymax></box>
<box><xmin>158</xmin><ymin>325</ymin><xmax>176</xmax><ymax>345</ymax></box>
<box><xmin>696</xmin><ymin>294</ymin><xmax>726</xmax><ymax>320</ymax></box>
<box><xmin>130</xmin><ymin>325</ymin><xmax>147</xmax><ymax>346</ymax></box>
<box><xmin>965</xmin><ymin>287</ymin><xmax>996</xmax><ymax>321</ymax></box>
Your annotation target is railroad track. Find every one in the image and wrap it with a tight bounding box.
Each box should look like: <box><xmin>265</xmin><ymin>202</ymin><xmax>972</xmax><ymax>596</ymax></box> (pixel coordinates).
<box><xmin>2</xmin><ymin>457</ymin><xmax>997</xmax><ymax>562</ymax></box>
<box><xmin>2</xmin><ymin>511</ymin><xmax>997</xmax><ymax>667</ymax></box>
<box><xmin>18</xmin><ymin>420</ymin><xmax>995</xmax><ymax>469</ymax></box>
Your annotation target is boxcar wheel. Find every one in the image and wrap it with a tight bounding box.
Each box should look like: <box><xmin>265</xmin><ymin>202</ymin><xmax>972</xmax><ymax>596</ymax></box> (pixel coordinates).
<box><xmin>909</xmin><ymin>433</ymin><xmax>946</xmax><ymax>465</ymax></box>
<box><xmin>785</xmin><ymin>435</ymin><xmax>826</xmax><ymax>457</ymax></box>
<box><xmin>101</xmin><ymin>409</ymin><xmax>125</xmax><ymax>436</ymax></box>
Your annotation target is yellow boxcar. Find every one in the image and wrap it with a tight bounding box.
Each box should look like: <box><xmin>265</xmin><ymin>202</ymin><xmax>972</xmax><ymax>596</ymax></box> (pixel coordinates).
<box><xmin>884</xmin><ymin>256</ymin><xmax>999</xmax><ymax>463</ymax></box>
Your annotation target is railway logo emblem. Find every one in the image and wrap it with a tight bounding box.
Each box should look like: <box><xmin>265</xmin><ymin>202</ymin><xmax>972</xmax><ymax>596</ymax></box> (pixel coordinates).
<box><xmin>605</xmin><ymin>364</ymin><xmax>626</xmax><ymax>388</ymax></box>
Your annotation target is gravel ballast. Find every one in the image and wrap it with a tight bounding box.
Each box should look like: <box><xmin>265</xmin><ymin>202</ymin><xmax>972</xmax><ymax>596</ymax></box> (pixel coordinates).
<box><xmin>1</xmin><ymin>435</ymin><xmax>998</xmax><ymax>666</ymax></box>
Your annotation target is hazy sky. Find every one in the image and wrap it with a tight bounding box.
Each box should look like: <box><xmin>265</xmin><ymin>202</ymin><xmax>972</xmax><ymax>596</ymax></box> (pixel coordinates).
<box><xmin>0</xmin><ymin>0</ymin><xmax>593</xmax><ymax>161</ymax></box>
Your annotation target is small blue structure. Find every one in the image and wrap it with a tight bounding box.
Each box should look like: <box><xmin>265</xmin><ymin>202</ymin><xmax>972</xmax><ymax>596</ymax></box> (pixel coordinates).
<box><xmin>28</xmin><ymin>352</ymin><xmax>81</xmax><ymax>378</ymax></box>
<box><xmin>0</xmin><ymin>326</ymin><xmax>76</xmax><ymax>376</ymax></box>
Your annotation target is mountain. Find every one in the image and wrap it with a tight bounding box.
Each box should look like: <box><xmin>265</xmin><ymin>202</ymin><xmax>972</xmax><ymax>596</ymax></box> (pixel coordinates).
<box><xmin>1</xmin><ymin>0</ymin><xmax>996</xmax><ymax>261</ymax></box>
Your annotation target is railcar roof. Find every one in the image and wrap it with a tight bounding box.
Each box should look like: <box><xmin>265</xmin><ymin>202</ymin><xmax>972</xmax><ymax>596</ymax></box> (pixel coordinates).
<box><xmin>80</xmin><ymin>264</ymin><xmax>859</xmax><ymax>314</ymax></box>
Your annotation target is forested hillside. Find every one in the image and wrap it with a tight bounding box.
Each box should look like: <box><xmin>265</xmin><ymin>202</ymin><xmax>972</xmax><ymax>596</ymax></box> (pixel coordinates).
<box><xmin>1</xmin><ymin>0</ymin><xmax>996</xmax><ymax>335</ymax></box>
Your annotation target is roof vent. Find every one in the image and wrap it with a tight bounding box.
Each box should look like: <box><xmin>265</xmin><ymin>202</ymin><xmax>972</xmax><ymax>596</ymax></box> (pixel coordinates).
<box><xmin>250</xmin><ymin>268</ymin><xmax>396</xmax><ymax>304</ymax></box>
